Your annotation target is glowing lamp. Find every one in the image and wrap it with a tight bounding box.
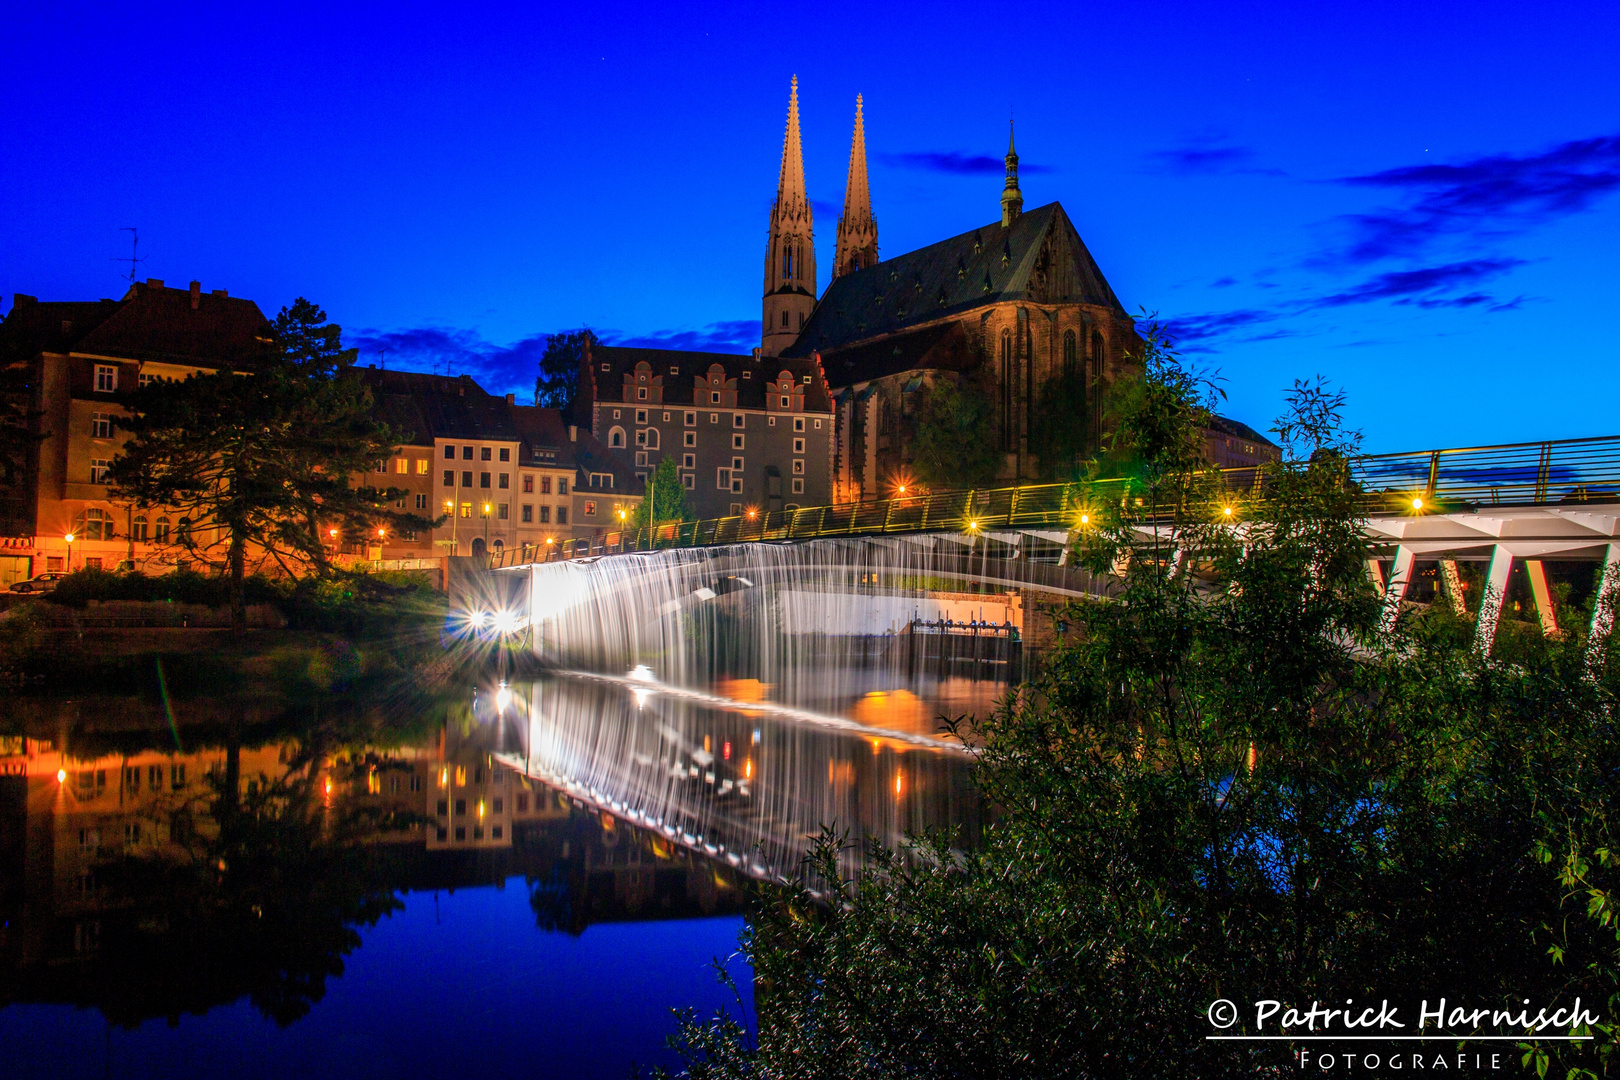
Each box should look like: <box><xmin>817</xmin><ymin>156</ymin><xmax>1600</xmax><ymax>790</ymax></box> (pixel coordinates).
<box><xmin>496</xmin><ymin>684</ymin><xmax>512</xmax><ymax>712</ymax></box>
<box><xmin>1223</xmin><ymin>507</ymin><xmax>1233</xmax><ymax>517</ymax></box>
<box><xmin>967</xmin><ymin>520</ymin><xmax>978</xmax><ymax>531</ymax></box>
<box><xmin>545</xmin><ymin>537</ymin><xmax>555</xmax><ymax>545</ymax></box>
<box><xmin>1412</xmin><ymin>497</ymin><xmax>1425</xmax><ymax>511</ymax></box>
<box><xmin>1079</xmin><ymin>514</ymin><xmax>1089</xmax><ymax>525</ymax></box>
<box><xmin>57</xmin><ymin>769</ymin><xmax>67</xmax><ymax>783</ymax></box>
<box><xmin>64</xmin><ymin>533</ymin><xmax>74</xmax><ymax>543</ymax></box>
<box><xmin>329</xmin><ymin>528</ymin><xmax>338</xmax><ymax>538</ymax></box>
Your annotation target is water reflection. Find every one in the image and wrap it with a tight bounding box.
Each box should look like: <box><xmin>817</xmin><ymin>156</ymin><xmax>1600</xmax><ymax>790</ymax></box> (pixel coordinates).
<box><xmin>495</xmin><ymin>674</ymin><xmax>980</xmax><ymax>887</ymax></box>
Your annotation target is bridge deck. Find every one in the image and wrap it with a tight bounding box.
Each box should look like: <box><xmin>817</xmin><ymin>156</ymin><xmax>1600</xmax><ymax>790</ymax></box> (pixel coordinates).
<box><xmin>489</xmin><ymin>434</ymin><xmax>1620</xmax><ymax>569</ymax></box>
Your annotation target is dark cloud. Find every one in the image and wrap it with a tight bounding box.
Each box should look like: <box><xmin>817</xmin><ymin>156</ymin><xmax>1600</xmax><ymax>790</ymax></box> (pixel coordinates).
<box><xmin>877</xmin><ymin>151</ymin><xmax>1053</xmax><ymax>175</ymax></box>
<box><xmin>1147</xmin><ymin>144</ymin><xmax>1286</xmax><ymax>177</ymax></box>
<box><xmin>1210</xmin><ymin>276</ymin><xmax>1238</xmax><ymax>288</ymax></box>
<box><xmin>346</xmin><ymin>325</ymin><xmax>553</xmax><ymax>399</ymax></box>
<box><xmin>1311</xmin><ymin>258</ymin><xmax>1524</xmax><ymax>308</ymax></box>
<box><xmin>1159</xmin><ymin>308</ymin><xmax>1282</xmax><ymax>344</ymax></box>
<box><xmin>608</xmin><ymin>319</ymin><xmax>759</xmax><ymax>353</ymax></box>
<box><xmin>1331</xmin><ymin>134</ymin><xmax>1620</xmax><ymax>263</ymax></box>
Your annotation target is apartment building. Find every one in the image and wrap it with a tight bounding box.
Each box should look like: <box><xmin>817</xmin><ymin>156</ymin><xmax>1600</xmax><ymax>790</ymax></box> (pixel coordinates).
<box><xmin>579</xmin><ymin>343</ymin><xmax>836</xmax><ymax>520</ymax></box>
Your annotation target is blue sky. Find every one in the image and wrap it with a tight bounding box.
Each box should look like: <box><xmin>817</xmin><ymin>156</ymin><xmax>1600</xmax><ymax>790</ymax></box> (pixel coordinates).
<box><xmin>2</xmin><ymin>0</ymin><xmax>1617</xmax><ymax>451</ymax></box>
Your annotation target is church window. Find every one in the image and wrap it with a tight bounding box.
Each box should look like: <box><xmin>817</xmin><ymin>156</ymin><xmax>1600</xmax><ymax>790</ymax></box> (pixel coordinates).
<box><xmin>1064</xmin><ymin>331</ymin><xmax>1078</xmax><ymax>378</ymax></box>
<box><xmin>781</xmin><ymin>311</ymin><xmax>789</xmax><ymax>327</ymax></box>
<box><xmin>797</xmin><ymin>312</ymin><xmax>804</xmax><ymax>329</ymax></box>
<box><xmin>999</xmin><ymin>330</ymin><xmax>1014</xmax><ymax>452</ymax></box>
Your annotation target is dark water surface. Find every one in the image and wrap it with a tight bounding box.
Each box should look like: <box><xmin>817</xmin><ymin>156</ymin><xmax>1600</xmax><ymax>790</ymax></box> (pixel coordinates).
<box><xmin>1</xmin><ymin>662</ymin><xmax>984</xmax><ymax>1079</ymax></box>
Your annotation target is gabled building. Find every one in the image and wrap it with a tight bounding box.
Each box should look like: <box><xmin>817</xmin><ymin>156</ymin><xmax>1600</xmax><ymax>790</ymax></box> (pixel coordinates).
<box><xmin>577</xmin><ymin>344</ymin><xmax>835</xmax><ymax>520</ymax></box>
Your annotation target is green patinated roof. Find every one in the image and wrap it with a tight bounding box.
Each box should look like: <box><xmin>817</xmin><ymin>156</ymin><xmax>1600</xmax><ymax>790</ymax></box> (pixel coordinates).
<box><xmin>784</xmin><ymin>202</ymin><xmax>1127</xmax><ymax>361</ymax></box>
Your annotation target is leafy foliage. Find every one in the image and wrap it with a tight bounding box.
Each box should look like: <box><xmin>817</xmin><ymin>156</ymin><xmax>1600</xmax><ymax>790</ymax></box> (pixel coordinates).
<box><xmin>656</xmin><ymin>353</ymin><xmax>1620</xmax><ymax>1079</ymax></box>
<box><xmin>108</xmin><ymin>299</ymin><xmax>436</xmax><ymax>632</ymax></box>
<box><xmin>630</xmin><ymin>456</ymin><xmax>693</xmax><ymax>527</ymax></box>
<box><xmin>909</xmin><ymin>373</ymin><xmax>1001</xmax><ymax>489</ymax></box>
<box><xmin>535</xmin><ymin>328</ymin><xmax>596</xmax><ymax>411</ymax></box>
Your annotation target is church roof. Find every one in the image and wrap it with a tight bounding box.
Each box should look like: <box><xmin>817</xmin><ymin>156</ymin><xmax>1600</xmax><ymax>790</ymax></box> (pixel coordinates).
<box><xmin>784</xmin><ymin>201</ymin><xmax>1128</xmax><ymax>359</ymax></box>
<box><xmin>586</xmin><ymin>345</ymin><xmax>834</xmax><ymax>412</ymax></box>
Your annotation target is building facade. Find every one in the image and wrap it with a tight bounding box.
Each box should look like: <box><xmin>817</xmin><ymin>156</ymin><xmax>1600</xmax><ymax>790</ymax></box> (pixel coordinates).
<box><xmin>579</xmin><ymin>345</ymin><xmax>835</xmax><ymax>520</ymax></box>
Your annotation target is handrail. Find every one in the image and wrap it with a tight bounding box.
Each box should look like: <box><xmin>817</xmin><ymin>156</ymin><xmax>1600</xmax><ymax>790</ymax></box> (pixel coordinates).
<box><xmin>485</xmin><ymin>434</ymin><xmax>1620</xmax><ymax>570</ymax></box>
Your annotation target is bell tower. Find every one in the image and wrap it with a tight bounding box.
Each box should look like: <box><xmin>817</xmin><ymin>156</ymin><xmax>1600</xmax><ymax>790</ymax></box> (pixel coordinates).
<box><xmin>833</xmin><ymin>94</ymin><xmax>878</xmax><ymax>280</ymax></box>
<box><xmin>1000</xmin><ymin>119</ymin><xmax>1024</xmax><ymax>227</ymax></box>
<box><xmin>762</xmin><ymin>76</ymin><xmax>817</xmax><ymax>357</ymax></box>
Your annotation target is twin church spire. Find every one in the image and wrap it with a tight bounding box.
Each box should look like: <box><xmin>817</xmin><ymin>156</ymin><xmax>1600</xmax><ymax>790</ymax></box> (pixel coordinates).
<box><xmin>762</xmin><ymin>78</ymin><xmax>878</xmax><ymax>356</ymax></box>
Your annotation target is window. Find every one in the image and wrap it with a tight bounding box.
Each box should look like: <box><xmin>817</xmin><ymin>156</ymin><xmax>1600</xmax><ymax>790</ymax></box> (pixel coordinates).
<box><xmin>733</xmin><ymin>413</ymin><xmax>745</xmax><ymax>428</ymax></box>
<box><xmin>522</xmin><ymin>475</ymin><xmax>533</xmax><ymax>493</ymax></box>
<box><xmin>558</xmin><ymin>479</ymin><xmax>567</xmax><ymax>495</ymax></box>
<box><xmin>171</xmin><ymin>763</ymin><xmax>186</xmax><ymax>788</ymax></box>
<box><xmin>637</xmin><ymin>387</ymin><xmax>647</xmax><ymax>400</ymax></box>
<box><xmin>635</xmin><ymin>451</ymin><xmax>648</xmax><ymax>467</ymax></box>
<box><xmin>539</xmin><ymin>476</ymin><xmax>551</xmax><ymax>494</ymax></box>
<box><xmin>661</xmin><ymin>411</ymin><xmax>670</xmax><ymax>422</ymax></box>
<box><xmin>460</xmin><ymin>502</ymin><xmax>472</xmax><ymax>518</ymax></box>
<box><xmin>497</xmin><ymin>503</ymin><xmax>508</xmax><ymax>520</ymax></box>
<box><xmin>415</xmin><ymin>493</ymin><xmax>428</xmax><ymax>509</ymax></box>
<box><xmin>462</xmin><ymin>470</ymin><xmax>473</xmax><ymax>487</ymax></box>
<box><xmin>685</xmin><ymin>411</ymin><xmax>696</xmax><ymax>426</ymax></box>
<box><xmin>732</xmin><ymin>476</ymin><xmax>743</xmax><ymax>493</ymax></box>
<box><xmin>732</xmin><ymin>433</ymin><xmax>745</xmax><ymax>450</ymax></box>
<box><xmin>131</xmin><ymin>514</ymin><xmax>148</xmax><ymax>541</ymax></box>
<box><xmin>742</xmin><ymin>370</ymin><xmax>751</xmax><ymax>379</ymax></box>
<box><xmin>557</xmin><ymin>507</ymin><xmax>567</xmax><ymax>524</ymax></box>
<box><xmin>91</xmin><ymin>413</ymin><xmax>112</xmax><ymax>438</ymax></box>
<box><xmin>683</xmin><ymin>453</ymin><xmax>695</xmax><ymax>468</ymax></box>
<box><xmin>590</xmin><ymin>472</ymin><xmax>613</xmax><ymax>489</ymax></box>
<box><xmin>612</xmin><ymin>408</ymin><xmax>621</xmax><ymax>418</ymax></box>
<box><xmin>729</xmin><ymin>502</ymin><xmax>742</xmax><ymax>515</ymax></box>
<box><xmin>710</xmin><ymin>413</ymin><xmax>718</xmax><ymax>424</ymax></box>
<box><xmin>416</xmin><ymin>458</ymin><xmax>429</xmax><ymax>474</ymax></box>
<box><xmin>803</xmin><ymin>375</ymin><xmax>813</xmax><ymax>384</ymax></box>
<box><xmin>792</xmin><ymin>478</ymin><xmax>805</xmax><ymax>494</ymax></box>
<box><xmin>716</xmin><ymin>468</ymin><xmax>731</xmax><ymax>490</ymax></box>
<box><xmin>89</xmin><ymin>459</ymin><xmax>111</xmax><ymax>484</ymax></box>
<box><xmin>682</xmin><ymin>473</ymin><xmax>694</xmax><ymax>489</ymax></box>
<box><xmin>444</xmin><ymin>445</ymin><xmax>455</xmax><ymax>459</ymax></box>
<box><xmin>395</xmin><ymin>458</ymin><xmax>408</xmax><ymax>473</ymax></box>
<box><xmin>609</xmin><ymin>426</ymin><xmax>626</xmax><ymax>448</ymax></box>
<box><xmin>539</xmin><ymin>506</ymin><xmax>551</xmax><ymax>523</ymax></box>
<box><xmin>94</xmin><ymin>365</ymin><xmax>117</xmax><ymax>392</ymax></box>
<box><xmin>499</xmin><ymin>448</ymin><xmax>510</xmax><ymax>462</ymax></box>
<box><xmin>635</xmin><ymin>409</ymin><xmax>648</xmax><ymax>423</ymax></box>
<box><xmin>176</xmin><ymin>517</ymin><xmax>192</xmax><ymax>540</ymax></box>
<box><xmin>815</xmin><ymin>419</ymin><xmax>822</xmax><ymax>429</ymax></box>
<box><xmin>462</xmin><ymin>446</ymin><xmax>474</xmax><ymax>460</ymax></box>
<box><xmin>1063</xmin><ymin>329</ymin><xmax>1078</xmax><ymax>377</ymax></box>
<box><xmin>635</xmin><ymin>429</ymin><xmax>646</xmax><ymax>447</ymax></box>
<box><xmin>521</xmin><ymin>504</ymin><xmax>533</xmax><ymax>522</ymax></box>
<box><xmin>584</xmin><ymin>501</ymin><xmax>596</xmax><ymax>516</ymax></box>
<box><xmin>683</xmin><ymin>431</ymin><xmax>695</xmax><ymax>447</ymax></box>
<box><xmin>498</xmin><ymin>473</ymin><xmax>509</xmax><ymax>489</ymax></box>
<box><xmin>793</xmin><ymin>459</ymin><xmax>805</xmax><ymax>474</ymax></box>
<box><xmin>646</xmin><ymin>428</ymin><xmax>660</xmax><ymax>449</ymax></box>
<box><xmin>781</xmin><ymin>396</ymin><xmax>790</xmax><ymax>408</ymax></box>
<box><xmin>710</xmin><ymin>391</ymin><xmax>720</xmax><ymax>404</ymax></box>
<box><xmin>793</xmin><ymin>438</ymin><xmax>805</xmax><ymax>454</ymax></box>
<box><xmin>443</xmin><ymin>469</ymin><xmax>455</xmax><ymax>487</ymax></box>
<box><xmin>154</xmin><ymin>517</ymin><xmax>170</xmax><ymax>544</ymax></box>
<box><xmin>479</xmin><ymin>472</ymin><xmax>491</xmax><ymax>488</ymax></box>
<box><xmin>480</xmin><ymin>447</ymin><xmax>492</xmax><ymax>461</ymax></box>
<box><xmin>794</xmin><ymin>417</ymin><xmax>805</xmax><ymax>432</ymax></box>
<box><xmin>768</xmin><ymin>416</ymin><xmax>776</xmax><ymax>426</ymax></box>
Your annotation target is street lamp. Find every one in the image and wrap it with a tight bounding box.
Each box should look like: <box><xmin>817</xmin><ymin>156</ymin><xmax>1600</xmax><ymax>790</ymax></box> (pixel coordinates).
<box><xmin>64</xmin><ymin>532</ymin><xmax>74</xmax><ymax>571</ymax></box>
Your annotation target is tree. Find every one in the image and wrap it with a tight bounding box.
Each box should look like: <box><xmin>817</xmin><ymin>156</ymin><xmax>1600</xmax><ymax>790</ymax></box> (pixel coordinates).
<box><xmin>908</xmin><ymin>373</ymin><xmax>1001</xmax><ymax>489</ymax></box>
<box><xmin>656</xmin><ymin>342</ymin><xmax>1620</xmax><ymax>1078</ymax></box>
<box><xmin>1028</xmin><ymin>367</ymin><xmax>1090</xmax><ymax>480</ymax></box>
<box><xmin>629</xmin><ymin>456</ymin><xmax>692</xmax><ymax>528</ymax></box>
<box><xmin>110</xmin><ymin>299</ymin><xmax>437</xmax><ymax>634</ymax></box>
<box><xmin>535</xmin><ymin>329</ymin><xmax>596</xmax><ymax>411</ymax></box>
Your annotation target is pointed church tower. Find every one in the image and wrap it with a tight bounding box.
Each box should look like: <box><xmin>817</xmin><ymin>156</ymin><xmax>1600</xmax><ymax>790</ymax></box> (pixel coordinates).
<box><xmin>833</xmin><ymin>94</ymin><xmax>878</xmax><ymax>280</ymax></box>
<box><xmin>763</xmin><ymin>76</ymin><xmax>817</xmax><ymax>357</ymax></box>
<box><xmin>1000</xmin><ymin>119</ymin><xmax>1023</xmax><ymax>227</ymax></box>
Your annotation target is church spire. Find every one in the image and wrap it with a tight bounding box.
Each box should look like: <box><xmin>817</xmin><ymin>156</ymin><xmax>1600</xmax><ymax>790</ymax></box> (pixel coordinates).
<box><xmin>1000</xmin><ymin>119</ymin><xmax>1023</xmax><ymax>227</ymax></box>
<box><xmin>763</xmin><ymin>75</ymin><xmax>817</xmax><ymax>357</ymax></box>
<box><xmin>834</xmin><ymin>93</ymin><xmax>878</xmax><ymax>280</ymax></box>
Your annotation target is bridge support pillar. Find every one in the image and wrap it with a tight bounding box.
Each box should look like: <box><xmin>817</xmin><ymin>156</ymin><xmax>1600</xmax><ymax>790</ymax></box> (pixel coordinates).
<box><xmin>1524</xmin><ymin>560</ymin><xmax>1559</xmax><ymax>636</ymax></box>
<box><xmin>1439</xmin><ymin>559</ymin><xmax>1466</xmax><ymax>617</ymax></box>
<box><xmin>1378</xmin><ymin>546</ymin><xmax>1415</xmax><ymax>634</ymax></box>
<box><xmin>1475</xmin><ymin>546</ymin><xmax>1514</xmax><ymax>656</ymax></box>
<box><xmin>1366</xmin><ymin>558</ymin><xmax>1386</xmax><ymax>598</ymax></box>
<box><xmin>1587</xmin><ymin>543</ymin><xmax>1620</xmax><ymax>666</ymax></box>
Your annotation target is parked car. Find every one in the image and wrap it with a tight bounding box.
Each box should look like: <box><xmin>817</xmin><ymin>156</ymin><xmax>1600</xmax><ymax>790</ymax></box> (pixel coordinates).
<box><xmin>9</xmin><ymin>572</ymin><xmax>65</xmax><ymax>594</ymax></box>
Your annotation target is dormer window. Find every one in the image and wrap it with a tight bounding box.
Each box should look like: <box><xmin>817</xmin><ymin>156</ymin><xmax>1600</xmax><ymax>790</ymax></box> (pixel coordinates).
<box><xmin>94</xmin><ymin>365</ymin><xmax>117</xmax><ymax>393</ymax></box>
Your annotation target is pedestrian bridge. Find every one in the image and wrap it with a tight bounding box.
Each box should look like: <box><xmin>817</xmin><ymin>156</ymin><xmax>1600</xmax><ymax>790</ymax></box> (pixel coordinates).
<box><xmin>475</xmin><ymin>434</ymin><xmax>1620</xmax><ymax>658</ymax></box>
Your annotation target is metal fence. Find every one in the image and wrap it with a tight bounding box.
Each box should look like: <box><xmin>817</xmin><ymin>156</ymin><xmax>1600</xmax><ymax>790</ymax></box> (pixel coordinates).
<box><xmin>488</xmin><ymin>435</ymin><xmax>1620</xmax><ymax>569</ymax></box>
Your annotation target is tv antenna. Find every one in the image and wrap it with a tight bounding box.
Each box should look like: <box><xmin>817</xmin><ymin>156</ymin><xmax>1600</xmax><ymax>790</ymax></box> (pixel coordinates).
<box><xmin>112</xmin><ymin>227</ymin><xmax>144</xmax><ymax>282</ymax></box>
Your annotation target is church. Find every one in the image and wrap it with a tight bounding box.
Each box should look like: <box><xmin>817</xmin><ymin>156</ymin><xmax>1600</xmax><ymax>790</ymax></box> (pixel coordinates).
<box><xmin>581</xmin><ymin>78</ymin><xmax>1255</xmax><ymax>516</ymax></box>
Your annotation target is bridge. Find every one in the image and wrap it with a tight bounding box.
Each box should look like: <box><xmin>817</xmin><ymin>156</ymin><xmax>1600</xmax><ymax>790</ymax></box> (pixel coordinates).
<box><xmin>478</xmin><ymin>434</ymin><xmax>1620</xmax><ymax>658</ymax></box>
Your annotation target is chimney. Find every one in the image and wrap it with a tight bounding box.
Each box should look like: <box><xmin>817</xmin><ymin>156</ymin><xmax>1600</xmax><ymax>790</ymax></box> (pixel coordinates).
<box><xmin>146</xmin><ymin>278</ymin><xmax>164</xmax><ymax>289</ymax></box>
<box><xmin>211</xmin><ymin>289</ymin><xmax>228</xmax><ymax>297</ymax></box>
<box><xmin>569</xmin><ymin>425</ymin><xmax>577</xmax><ymax>442</ymax></box>
<box><xmin>189</xmin><ymin>281</ymin><xmax>201</xmax><ymax>310</ymax></box>
<box><xmin>506</xmin><ymin>393</ymin><xmax>514</xmax><ymax>405</ymax></box>
<box><xmin>752</xmin><ymin>347</ymin><xmax>762</xmax><ymax>360</ymax></box>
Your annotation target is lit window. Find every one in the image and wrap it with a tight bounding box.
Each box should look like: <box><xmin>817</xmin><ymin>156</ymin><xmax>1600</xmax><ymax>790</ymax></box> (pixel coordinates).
<box><xmin>395</xmin><ymin>458</ymin><xmax>408</xmax><ymax>474</ymax></box>
<box><xmin>584</xmin><ymin>501</ymin><xmax>596</xmax><ymax>516</ymax></box>
<box><xmin>460</xmin><ymin>503</ymin><xmax>472</xmax><ymax>519</ymax></box>
<box><xmin>523</xmin><ymin>475</ymin><xmax>533</xmax><ymax>493</ymax></box>
<box><xmin>416</xmin><ymin>458</ymin><xmax>429</xmax><ymax>474</ymax></box>
<box><xmin>541</xmin><ymin>476</ymin><xmax>552</xmax><ymax>494</ymax></box>
<box><xmin>94</xmin><ymin>365</ymin><xmax>117</xmax><ymax>392</ymax></box>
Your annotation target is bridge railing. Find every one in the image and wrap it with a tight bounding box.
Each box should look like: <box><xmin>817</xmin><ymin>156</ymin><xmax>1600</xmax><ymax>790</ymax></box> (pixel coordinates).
<box><xmin>484</xmin><ymin>434</ymin><xmax>1620</xmax><ymax>570</ymax></box>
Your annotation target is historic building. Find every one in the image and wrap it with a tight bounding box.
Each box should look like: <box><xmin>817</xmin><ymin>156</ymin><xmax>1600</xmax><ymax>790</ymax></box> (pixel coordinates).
<box><xmin>0</xmin><ymin>282</ymin><xmax>642</xmax><ymax>585</ymax></box>
<box><xmin>576</xmin><ymin>345</ymin><xmax>835</xmax><ymax>520</ymax></box>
